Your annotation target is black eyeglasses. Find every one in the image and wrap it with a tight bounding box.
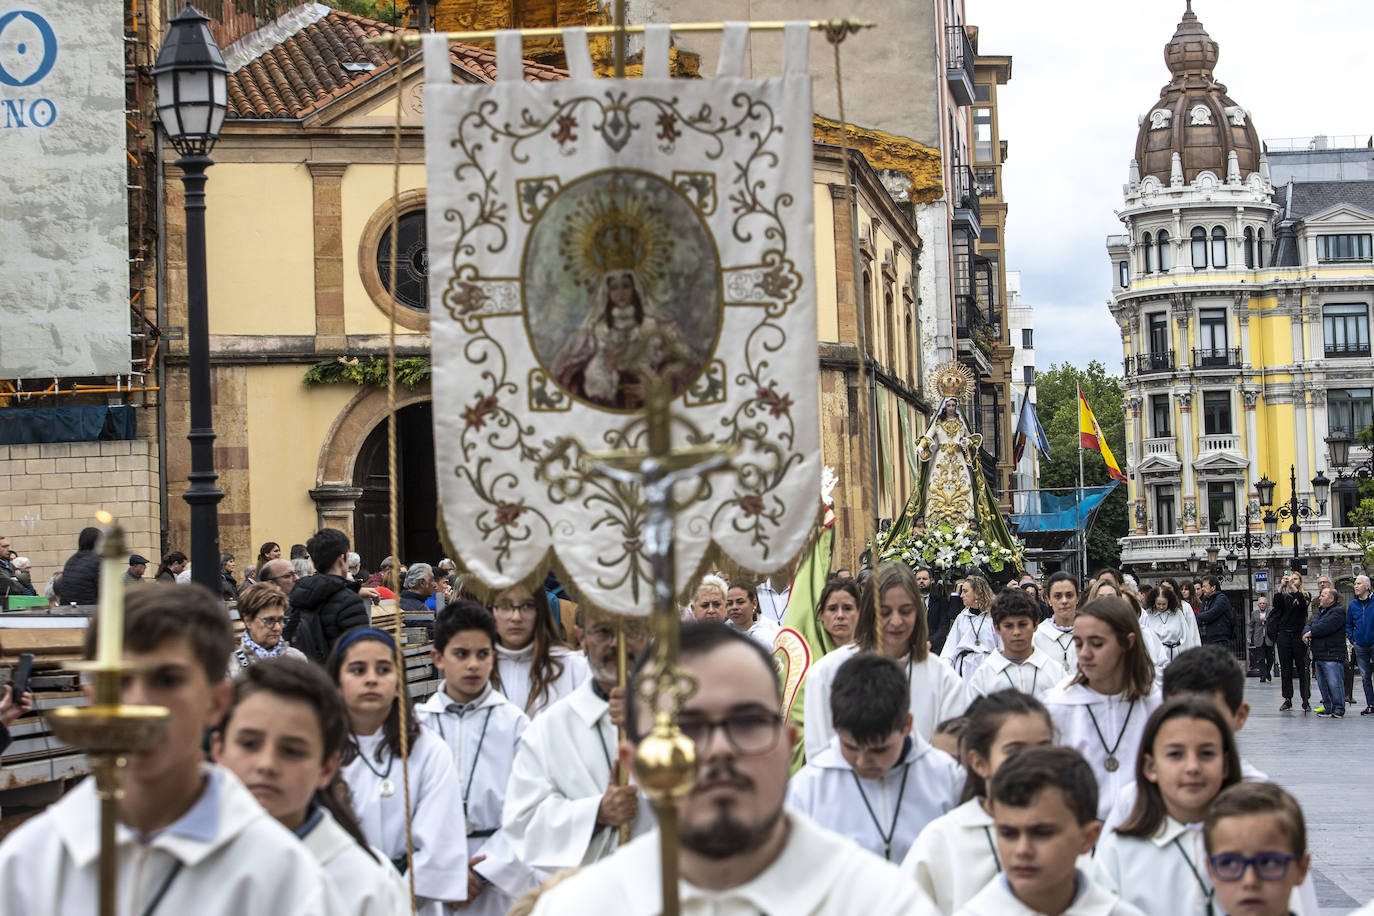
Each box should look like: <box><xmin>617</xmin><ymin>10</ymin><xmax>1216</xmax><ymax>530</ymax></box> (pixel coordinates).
<box><xmin>1207</xmin><ymin>853</ymin><xmax>1295</xmax><ymax>882</ymax></box>
<box><xmin>676</xmin><ymin>707</ymin><xmax>784</xmax><ymax>756</ymax></box>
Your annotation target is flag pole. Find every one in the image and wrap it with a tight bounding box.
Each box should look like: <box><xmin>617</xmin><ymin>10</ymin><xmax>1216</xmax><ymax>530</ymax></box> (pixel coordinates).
<box><xmin>1077</xmin><ymin>387</ymin><xmax>1087</xmax><ymax>582</ymax></box>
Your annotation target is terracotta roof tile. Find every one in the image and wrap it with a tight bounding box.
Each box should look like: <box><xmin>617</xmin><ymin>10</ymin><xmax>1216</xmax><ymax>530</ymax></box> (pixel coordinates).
<box><xmin>226</xmin><ymin>6</ymin><xmax>566</xmax><ymax>120</ymax></box>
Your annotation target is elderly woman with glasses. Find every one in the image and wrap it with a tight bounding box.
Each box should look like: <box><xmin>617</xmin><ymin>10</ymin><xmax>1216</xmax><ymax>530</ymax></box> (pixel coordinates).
<box><xmin>230</xmin><ymin>582</ymin><xmax>307</xmax><ymax>675</ymax></box>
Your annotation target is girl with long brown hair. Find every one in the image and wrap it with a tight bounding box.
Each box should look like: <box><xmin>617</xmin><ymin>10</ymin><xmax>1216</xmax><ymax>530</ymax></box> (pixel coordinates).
<box><xmin>1043</xmin><ymin>596</ymin><xmax>1161</xmax><ymax>822</ymax></box>
<box><xmin>490</xmin><ymin>582</ymin><xmax>588</xmax><ymax>718</ymax></box>
<box><xmin>804</xmin><ymin>563</ymin><xmax>970</xmax><ymax>759</ymax></box>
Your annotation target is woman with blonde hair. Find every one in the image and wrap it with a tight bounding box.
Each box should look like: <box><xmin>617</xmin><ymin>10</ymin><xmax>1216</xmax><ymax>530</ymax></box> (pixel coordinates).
<box><xmin>1043</xmin><ymin>596</ymin><xmax>1161</xmax><ymax>820</ymax></box>
<box><xmin>939</xmin><ymin>573</ymin><xmax>999</xmax><ymax>680</ymax></box>
<box><xmin>804</xmin><ymin>563</ymin><xmax>969</xmax><ymax>759</ymax></box>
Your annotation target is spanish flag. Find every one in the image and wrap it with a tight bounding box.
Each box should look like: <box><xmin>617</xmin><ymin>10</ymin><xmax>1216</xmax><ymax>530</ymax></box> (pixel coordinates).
<box><xmin>1079</xmin><ymin>386</ymin><xmax>1125</xmax><ymax>481</ymax></box>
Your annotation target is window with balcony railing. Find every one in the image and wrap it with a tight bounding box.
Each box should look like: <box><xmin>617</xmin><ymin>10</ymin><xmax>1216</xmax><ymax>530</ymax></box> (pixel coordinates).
<box><xmin>1317</xmin><ymin>233</ymin><xmax>1373</xmax><ymax>262</ymax></box>
<box><xmin>1323</xmin><ymin>303</ymin><xmax>1371</xmax><ymax>357</ymax></box>
<box><xmin>1135</xmin><ymin>351</ymin><xmax>1174</xmax><ymax>375</ymax></box>
<box><xmin>1203</xmin><ymin>390</ymin><xmax>1232</xmax><ymax>435</ymax></box>
<box><xmin>1192</xmin><ymin>347</ymin><xmax>1241</xmax><ymax>369</ymax></box>
<box><xmin>1329</xmin><ymin>388</ymin><xmax>1373</xmax><ymax>436</ymax></box>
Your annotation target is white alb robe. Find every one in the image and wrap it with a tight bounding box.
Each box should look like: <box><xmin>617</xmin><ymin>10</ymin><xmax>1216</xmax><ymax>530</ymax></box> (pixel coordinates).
<box><xmin>0</xmin><ymin>764</ymin><xmax>336</xmax><ymax>916</ymax></box>
<box><xmin>1043</xmin><ymin>682</ymin><xmax>1162</xmax><ymax>821</ymax></box>
<box><xmin>341</xmin><ymin>727</ymin><xmax>469</xmax><ymax>914</ymax></box>
<box><xmin>757</xmin><ymin>579</ymin><xmax>790</xmax><ymax>626</ymax></box>
<box><xmin>940</xmin><ymin>610</ymin><xmax>1002</xmax><ymax>680</ymax></box>
<box><xmin>494</xmin><ymin>642</ymin><xmax>588</xmax><ymax>718</ymax></box>
<box><xmin>966</xmin><ymin>647</ymin><xmax>1068</xmax><ymax>702</ymax></box>
<box><xmin>786</xmin><ymin>735</ymin><xmax>963</xmax><ymax>863</ymax></box>
<box><xmin>901</xmin><ymin>798</ymin><xmax>1000</xmax><ymax>915</ymax></box>
<box><xmin>529</xmin><ymin>810</ymin><xmax>938</xmax><ymax>915</ymax></box>
<box><xmin>415</xmin><ymin>684</ymin><xmax>535</xmax><ymax>914</ymax></box>
<box><xmin>1139</xmin><ymin>608</ymin><xmax>1201</xmax><ymax>665</ymax></box>
<box><xmin>300</xmin><ymin>806</ymin><xmax>409</xmax><ymax>916</ymax></box>
<box><xmin>747</xmin><ymin>616</ymin><xmax>781</xmax><ymax>649</ymax></box>
<box><xmin>501</xmin><ymin>679</ymin><xmax>653</xmax><ymax>872</ymax></box>
<box><xmin>1093</xmin><ymin>818</ymin><xmax>1218</xmax><ymax>916</ymax></box>
<box><xmin>956</xmin><ymin>871</ymin><xmax>1146</xmax><ymax>916</ymax></box>
<box><xmin>1033</xmin><ymin>618</ymin><xmax>1079</xmax><ymax>673</ymax></box>
<box><xmin>803</xmin><ymin>644</ymin><xmax>969</xmax><ymax>760</ymax></box>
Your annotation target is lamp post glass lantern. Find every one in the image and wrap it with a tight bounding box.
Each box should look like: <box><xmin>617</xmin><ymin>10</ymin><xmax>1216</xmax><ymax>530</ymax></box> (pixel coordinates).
<box><xmin>154</xmin><ymin>6</ymin><xmax>228</xmax><ymax>595</ymax></box>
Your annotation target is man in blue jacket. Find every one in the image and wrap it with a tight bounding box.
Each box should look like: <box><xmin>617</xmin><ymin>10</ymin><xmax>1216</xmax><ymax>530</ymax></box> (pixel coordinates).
<box><xmin>1305</xmin><ymin>585</ymin><xmax>1349</xmax><ymax>718</ymax></box>
<box><xmin>1197</xmin><ymin>574</ymin><xmax>1235</xmax><ymax>651</ymax></box>
<box><xmin>1346</xmin><ymin>574</ymin><xmax>1374</xmax><ymax>716</ymax></box>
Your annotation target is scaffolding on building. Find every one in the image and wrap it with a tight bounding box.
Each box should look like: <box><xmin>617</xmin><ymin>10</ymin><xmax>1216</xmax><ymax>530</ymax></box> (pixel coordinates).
<box><xmin>1006</xmin><ymin>483</ymin><xmax>1120</xmax><ymax>581</ymax></box>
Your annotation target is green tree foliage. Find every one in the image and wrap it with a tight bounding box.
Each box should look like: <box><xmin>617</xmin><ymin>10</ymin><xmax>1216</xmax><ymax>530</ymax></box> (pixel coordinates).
<box><xmin>302</xmin><ymin>356</ymin><xmax>431</xmax><ymax>390</ymax></box>
<box><xmin>1033</xmin><ymin>361</ymin><xmax>1128</xmax><ymax>572</ymax></box>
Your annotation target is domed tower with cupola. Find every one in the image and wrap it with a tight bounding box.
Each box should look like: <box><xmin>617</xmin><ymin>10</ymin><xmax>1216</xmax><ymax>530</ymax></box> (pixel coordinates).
<box><xmin>1109</xmin><ymin>3</ymin><xmax>1281</xmax><ymax>579</ymax></box>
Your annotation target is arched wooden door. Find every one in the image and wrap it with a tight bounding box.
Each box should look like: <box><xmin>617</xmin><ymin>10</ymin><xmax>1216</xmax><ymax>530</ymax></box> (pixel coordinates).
<box><xmin>352</xmin><ymin>401</ymin><xmax>441</xmax><ymax>570</ymax></box>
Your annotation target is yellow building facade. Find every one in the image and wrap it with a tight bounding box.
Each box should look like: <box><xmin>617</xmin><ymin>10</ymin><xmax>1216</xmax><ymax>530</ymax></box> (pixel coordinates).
<box><xmin>1108</xmin><ymin>7</ymin><xmax>1374</xmax><ymax>585</ymax></box>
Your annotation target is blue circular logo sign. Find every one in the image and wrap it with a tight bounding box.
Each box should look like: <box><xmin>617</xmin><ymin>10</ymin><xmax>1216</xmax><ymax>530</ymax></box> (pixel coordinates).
<box><xmin>0</xmin><ymin>10</ymin><xmax>58</xmax><ymax>88</ymax></box>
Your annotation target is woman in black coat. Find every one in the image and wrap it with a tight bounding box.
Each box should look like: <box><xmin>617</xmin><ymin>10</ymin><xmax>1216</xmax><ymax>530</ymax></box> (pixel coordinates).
<box><xmin>1270</xmin><ymin>571</ymin><xmax>1312</xmax><ymax>711</ymax></box>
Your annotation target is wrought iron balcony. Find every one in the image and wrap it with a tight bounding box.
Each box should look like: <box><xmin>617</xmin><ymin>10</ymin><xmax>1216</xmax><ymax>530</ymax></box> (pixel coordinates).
<box><xmin>945</xmin><ymin>24</ymin><xmax>975</xmax><ymax>106</ymax></box>
<box><xmin>1128</xmin><ymin>350</ymin><xmax>1175</xmax><ymax>376</ymax></box>
<box><xmin>1325</xmin><ymin>341</ymin><xmax>1372</xmax><ymax>358</ymax></box>
<box><xmin>1192</xmin><ymin>347</ymin><xmax>1241</xmax><ymax>369</ymax></box>
<box><xmin>952</xmin><ymin>164</ymin><xmax>981</xmax><ymax>233</ymax></box>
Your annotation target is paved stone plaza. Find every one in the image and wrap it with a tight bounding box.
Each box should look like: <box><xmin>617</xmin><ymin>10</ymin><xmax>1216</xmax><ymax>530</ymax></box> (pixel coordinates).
<box><xmin>1243</xmin><ymin>676</ymin><xmax>1374</xmax><ymax>914</ymax></box>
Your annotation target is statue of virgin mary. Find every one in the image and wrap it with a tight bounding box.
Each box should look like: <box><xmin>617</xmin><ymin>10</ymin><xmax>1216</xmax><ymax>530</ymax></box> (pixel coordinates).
<box><xmin>882</xmin><ymin>361</ymin><xmax>1022</xmax><ymax>571</ymax></box>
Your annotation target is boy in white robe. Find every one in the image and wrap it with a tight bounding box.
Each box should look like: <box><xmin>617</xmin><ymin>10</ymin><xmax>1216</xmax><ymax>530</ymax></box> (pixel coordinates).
<box><xmin>959</xmin><ymin>746</ymin><xmax>1143</xmax><ymax>916</ymax></box>
<box><xmin>0</xmin><ymin>585</ymin><xmax>335</xmax><ymax>916</ymax></box>
<box><xmin>968</xmin><ymin>589</ymin><xmax>1068</xmax><ymax>701</ymax></box>
<box><xmin>1204</xmin><ymin>783</ymin><xmax>1313</xmax><ymax>916</ymax></box>
<box><xmin>502</xmin><ymin>611</ymin><xmax>654</xmax><ymax>872</ymax></box>
<box><xmin>1034</xmin><ymin>571</ymin><xmax>1081</xmax><ymax>673</ymax></box>
<box><xmin>531</xmin><ymin>622</ymin><xmax>935</xmax><ymax>915</ymax></box>
<box><xmin>417</xmin><ymin>601</ymin><xmax>536</xmax><ymax>914</ymax></box>
<box><xmin>788</xmin><ymin>653</ymin><xmax>963</xmax><ymax>862</ymax></box>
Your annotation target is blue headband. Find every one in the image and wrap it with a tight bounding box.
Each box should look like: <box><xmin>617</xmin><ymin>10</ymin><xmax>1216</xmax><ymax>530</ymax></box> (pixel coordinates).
<box><xmin>335</xmin><ymin>627</ymin><xmax>396</xmax><ymax>658</ymax></box>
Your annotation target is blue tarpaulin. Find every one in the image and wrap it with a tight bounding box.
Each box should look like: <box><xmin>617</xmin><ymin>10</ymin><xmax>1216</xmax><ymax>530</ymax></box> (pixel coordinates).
<box><xmin>1010</xmin><ymin>483</ymin><xmax>1119</xmax><ymax>533</ymax></box>
<box><xmin>0</xmin><ymin>406</ymin><xmax>137</xmax><ymax>445</ymax></box>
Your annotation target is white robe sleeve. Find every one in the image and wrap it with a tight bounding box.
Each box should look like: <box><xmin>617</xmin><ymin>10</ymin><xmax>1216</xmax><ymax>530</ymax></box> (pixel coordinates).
<box><xmin>932</xmin><ymin>659</ymin><xmax>971</xmax><ymax>726</ymax></box>
<box><xmin>1182</xmin><ymin>609</ymin><xmax>1203</xmax><ymax>650</ymax></box>
<box><xmin>409</xmin><ymin>736</ymin><xmax>471</xmax><ymax>905</ymax></box>
<box><xmin>802</xmin><ymin>654</ymin><xmax>841</xmax><ymax>761</ymax></box>
<box><xmin>784</xmin><ymin>766</ymin><xmax>824</xmax><ymax>819</ymax></box>
<box><xmin>501</xmin><ymin>720</ymin><xmax>608</xmax><ymax>871</ymax></box>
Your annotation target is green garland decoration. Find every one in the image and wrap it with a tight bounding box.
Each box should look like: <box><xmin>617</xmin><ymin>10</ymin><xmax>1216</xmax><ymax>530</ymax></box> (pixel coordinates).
<box><xmin>302</xmin><ymin>356</ymin><xmax>432</xmax><ymax>390</ymax></box>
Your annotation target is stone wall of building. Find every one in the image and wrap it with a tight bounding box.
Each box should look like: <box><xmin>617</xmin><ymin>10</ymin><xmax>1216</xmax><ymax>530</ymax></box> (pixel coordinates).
<box><xmin>0</xmin><ymin>440</ymin><xmax>160</xmax><ymax>590</ymax></box>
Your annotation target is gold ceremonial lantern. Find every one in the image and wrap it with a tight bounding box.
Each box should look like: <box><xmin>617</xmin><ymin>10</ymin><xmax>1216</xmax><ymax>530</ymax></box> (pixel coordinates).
<box><xmin>44</xmin><ymin>515</ymin><xmax>171</xmax><ymax>916</ymax></box>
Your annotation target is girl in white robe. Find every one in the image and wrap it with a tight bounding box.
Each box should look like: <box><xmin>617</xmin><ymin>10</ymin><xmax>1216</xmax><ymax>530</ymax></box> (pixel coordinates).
<box><xmin>213</xmin><ymin>655</ymin><xmax>407</xmax><ymax>916</ymax></box>
<box><xmin>1093</xmin><ymin>697</ymin><xmax>1245</xmax><ymax>916</ymax></box>
<box><xmin>941</xmin><ymin>575</ymin><xmax>1002</xmax><ymax>680</ymax></box>
<box><xmin>417</xmin><ymin>601</ymin><xmax>538</xmax><ymax>915</ymax></box>
<box><xmin>901</xmin><ymin>689</ymin><xmax>1055</xmax><ymax>914</ymax></box>
<box><xmin>804</xmin><ymin>564</ymin><xmax>969</xmax><ymax>759</ymax></box>
<box><xmin>491</xmin><ymin>583</ymin><xmax>588</xmax><ymax>717</ymax></box>
<box><xmin>1140</xmin><ymin>585</ymin><xmax>1202</xmax><ymax>667</ymax></box>
<box><xmin>1043</xmin><ymin>598</ymin><xmax>1163</xmax><ymax>822</ymax></box>
<box><xmin>331</xmin><ymin>628</ymin><xmax>469</xmax><ymax>916</ymax></box>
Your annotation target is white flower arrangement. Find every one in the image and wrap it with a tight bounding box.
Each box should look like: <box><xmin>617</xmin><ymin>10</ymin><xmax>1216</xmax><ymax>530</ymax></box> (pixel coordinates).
<box><xmin>877</xmin><ymin>521</ymin><xmax>1024</xmax><ymax>575</ymax></box>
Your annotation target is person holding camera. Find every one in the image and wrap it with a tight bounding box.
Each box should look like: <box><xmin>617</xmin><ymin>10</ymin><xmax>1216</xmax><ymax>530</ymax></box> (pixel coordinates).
<box><xmin>1269</xmin><ymin>570</ymin><xmax>1312</xmax><ymax>711</ymax></box>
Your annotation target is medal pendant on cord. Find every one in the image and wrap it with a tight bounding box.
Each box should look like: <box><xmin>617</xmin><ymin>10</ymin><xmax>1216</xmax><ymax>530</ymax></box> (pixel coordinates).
<box><xmin>1104</xmin><ymin>756</ymin><xmax>1119</xmax><ymax>773</ymax></box>
<box><xmin>380</xmin><ymin>778</ymin><xmax>396</xmax><ymax>797</ymax></box>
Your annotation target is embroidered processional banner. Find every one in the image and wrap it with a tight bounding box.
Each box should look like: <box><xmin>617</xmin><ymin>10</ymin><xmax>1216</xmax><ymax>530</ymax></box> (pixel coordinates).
<box><xmin>423</xmin><ymin>24</ymin><xmax>819</xmax><ymax>615</ymax></box>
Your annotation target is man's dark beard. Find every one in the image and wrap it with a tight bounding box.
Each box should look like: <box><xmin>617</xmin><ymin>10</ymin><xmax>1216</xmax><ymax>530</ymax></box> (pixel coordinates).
<box><xmin>679</xmin><ymin>800</ymin><xmax>784</xmax><ymax>860</ymax></box>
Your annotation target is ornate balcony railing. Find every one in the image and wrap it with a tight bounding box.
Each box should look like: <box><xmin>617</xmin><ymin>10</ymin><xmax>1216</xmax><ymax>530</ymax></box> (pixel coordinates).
<box><xmin>1192</xmin><ymin>347</ymin><xmax>1241</xmax><ymax>369</ymax></box>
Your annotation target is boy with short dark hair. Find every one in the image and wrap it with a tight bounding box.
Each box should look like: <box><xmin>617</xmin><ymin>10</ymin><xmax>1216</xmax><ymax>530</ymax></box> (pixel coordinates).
<box><xmin>1204</xmin><ymin>782</ymin><xmax>1311</xmax><ymax>916</ymax></box>
<box><xmin>787</xmin><ymin>652</ymin><xmax>963</xmax><ymax>862</ymax></box>
<box><xmin>0</xmin><ymin>584</ymin><xmax>335</xmax><ymax>915</ymax></box>
<box><xmin>417</xmin><ymin>600</ymin><xmax>535</xmax><ymax>915</ymax></box>
<box><xmin>959</xmin><ymin>746</ymin><xmax>1144</xmax><ymax>916</ymax></box>
<box><xmin>968</xmin><ymin>589</ymin><xmax>1067</xmax><ymax>701</ymax></box>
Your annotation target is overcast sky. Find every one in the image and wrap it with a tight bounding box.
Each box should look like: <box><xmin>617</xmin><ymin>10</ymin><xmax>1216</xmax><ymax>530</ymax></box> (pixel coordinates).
<box><xmin>966</xmin><ymin>0</ymin><xmax>1374</xmax><ymax>374</ymax></box>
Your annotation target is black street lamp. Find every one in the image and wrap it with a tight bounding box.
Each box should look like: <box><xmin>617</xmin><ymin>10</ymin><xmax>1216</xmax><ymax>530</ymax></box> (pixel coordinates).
<box><xmin>154</xmin><ymin>6</ymin><xmax>228</xmax><ymax>595</ymax></box>
<box><xmin>1258</xmin><ymin>465</ymin><xmax>1326</xmax><ymax>571</ymax></box>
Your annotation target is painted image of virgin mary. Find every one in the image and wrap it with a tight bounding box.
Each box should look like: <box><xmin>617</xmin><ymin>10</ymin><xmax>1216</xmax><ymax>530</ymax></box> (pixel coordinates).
<box><xmin>549</xmin><ymin>269</ymin><xmax>696</xmax><ymax>410</ymax></box>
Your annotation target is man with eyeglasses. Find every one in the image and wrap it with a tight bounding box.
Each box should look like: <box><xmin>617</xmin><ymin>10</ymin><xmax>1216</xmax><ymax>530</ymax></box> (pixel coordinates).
<box><xmin>503</xmin><ymin>609</ymin><xmax>654</xmax><ymax>874</ymax></box>
<box><xmin>530</xmin><ymin>623</ymin><xmax>931</xmax><ymax>915</ymax></box>
<box><xmin>258</xmin><ymin>558</ymin><xmax>299</xmax><ymax>594</ymax></box>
